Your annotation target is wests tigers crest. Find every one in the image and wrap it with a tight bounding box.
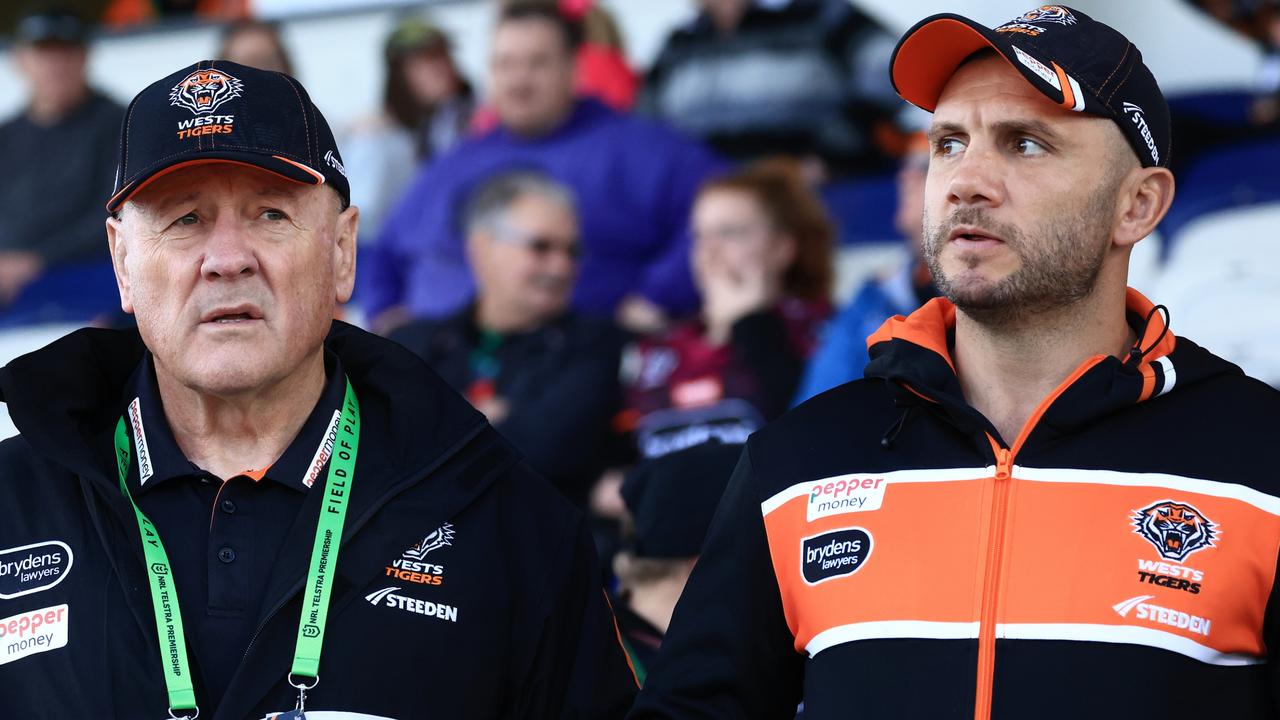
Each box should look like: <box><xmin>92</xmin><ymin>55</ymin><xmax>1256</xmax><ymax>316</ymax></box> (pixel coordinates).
<box><xmin>1015</xmin><ymin>5</ymin><xmax>1078</xmax><ymax>26</ymax></box>
<box><xmin>1133</xmin><ymin>500</ymin><xmax>1216</xmax><ymax>562</ymax></box>
<box><xmin>169</xmin><ymin>69</ymin><xmax>244</xmax><ymax>116</ymax></box>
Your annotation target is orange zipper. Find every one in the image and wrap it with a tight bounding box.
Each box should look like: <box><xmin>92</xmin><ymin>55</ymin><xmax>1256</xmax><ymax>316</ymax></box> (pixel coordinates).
<box><xmin>970</xmin><ymin>355</ymin><xmax>1107</xmax><ymax>720</ymax></box>
<box><xmin>974</xmin><ymin>440</ymin><xmax>1012</xmax><ymax>720</ymax></box>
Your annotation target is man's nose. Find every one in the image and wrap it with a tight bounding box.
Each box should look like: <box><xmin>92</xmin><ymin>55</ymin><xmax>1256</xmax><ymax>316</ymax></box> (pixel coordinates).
<box><xmin>945</xmin><ymin>144</ymin><xmax>1005</xmax><ymax>209</ymax></box>
<box><xmin>199</xmin><ymin>217</ymin><xmax>259</xmax><ymax>280</ymax></box>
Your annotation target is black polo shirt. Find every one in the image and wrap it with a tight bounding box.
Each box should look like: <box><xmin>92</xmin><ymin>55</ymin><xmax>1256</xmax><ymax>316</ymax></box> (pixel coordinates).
<box><xmin>120</xmin><ymin>351</ymin><xmax>346</xmax><ymax>705</ymax></box>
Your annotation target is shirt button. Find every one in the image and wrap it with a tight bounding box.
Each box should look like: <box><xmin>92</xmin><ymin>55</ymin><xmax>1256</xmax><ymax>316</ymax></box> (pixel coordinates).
<box><xmin>200</xmin><ymin>477</ymin><xmax>213</xmax><ymax>486</ymax></box>
<box><xmin>217</xmin><ymin>546</ymin><xmax>236</xmax><ymax>564</ymax></box>
<box><xmin>220</xmin><ymin>499</ymin><xmax>237</xmax><ymax>514</ymax></box>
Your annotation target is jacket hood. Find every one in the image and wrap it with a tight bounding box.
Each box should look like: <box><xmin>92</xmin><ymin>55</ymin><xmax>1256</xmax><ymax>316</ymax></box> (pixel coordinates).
<box><xmin>0</xmin><ymin>320</ymin><xmax>488</xmax><ymax>493</ymax></box>
<box><xmin>863</xmin><ymin>288</ymin><xmax>1243</xmax><ymax>444</ymax></box>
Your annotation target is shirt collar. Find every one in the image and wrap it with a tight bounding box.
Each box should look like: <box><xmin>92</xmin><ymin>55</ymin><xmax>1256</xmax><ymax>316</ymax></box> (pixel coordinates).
<box><xmin>120</xmin><ymin>350</ymin><xmax>348</xmax><ymax>495</ymax></box>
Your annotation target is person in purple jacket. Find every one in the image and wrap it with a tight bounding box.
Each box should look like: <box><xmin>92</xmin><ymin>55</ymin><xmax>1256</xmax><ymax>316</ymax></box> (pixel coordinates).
<box><xmin>362</xmin><ymin>1</ymin><xmax>723</xmax><ymax>334</ymax></box>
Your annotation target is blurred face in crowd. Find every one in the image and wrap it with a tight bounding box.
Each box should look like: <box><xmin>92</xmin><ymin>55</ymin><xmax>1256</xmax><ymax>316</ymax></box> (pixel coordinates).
<box><xmin>699</xmin><ymin>0</ymin><xmax>750</xmax><ymax>35</ymax></box>
<box><xmin>921</xmin><ymin>54</ymin><xmax>1135</xmax><ymax>322</ymax></box>
<box><xmin>107</xmin><ymin>164</ymin><xmax>358</xmax><ymax>397</ymax></box>
<box><xmin>221</xmin><ymin>26</ymin><xmax>291</xmax><ymax>74</ymax></box>
<box><xmin>895</xmin><ymin>144</ymin><xmax>930</xmax><ymax>258</ymax></box>
<box><xmin>468</xmin><ymin>191</ymin><xmax>580</xmax><ymax>329</ymax></box>
<box><xmin>15</xmin><ymin>40</ymin><xmax>89</xmax><ymax>120</ymax></box>
<box><xmin>489</xmin><ymin>17</ymin><xmax>576</xmax><ymax>137</ymax></box>
<box><xmin>691</xmin><ymin>189</ymin><xmax>796</xmax><ymax>294</ymax></box>
<box><xmin>402</xmin><ymin>49</ymin><xmax>460</xmax><ymax>105</ymax></box>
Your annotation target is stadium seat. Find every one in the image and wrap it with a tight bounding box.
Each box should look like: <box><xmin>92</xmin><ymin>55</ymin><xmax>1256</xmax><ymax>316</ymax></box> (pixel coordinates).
<box><xmin>1154</xmin><ymin>203</ymin><xmax>1280</xmax><ymax>386</ymax></box>
<box><xmin>1160</xmin><ymin>139</ymin><xmax>1280</xmax><ymax>244</ymax></box>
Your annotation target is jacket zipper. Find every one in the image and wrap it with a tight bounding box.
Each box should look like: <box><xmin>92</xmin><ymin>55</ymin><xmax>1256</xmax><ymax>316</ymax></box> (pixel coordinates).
<box><xmin>974</xmin><ymin>441</ymin><xmax>1012</xmax><ymax>720</ymax></box>
<box><xmin>969</xmin><ymin>355</ymin><xmax>1107</xmax><ymax>720</ymax></box>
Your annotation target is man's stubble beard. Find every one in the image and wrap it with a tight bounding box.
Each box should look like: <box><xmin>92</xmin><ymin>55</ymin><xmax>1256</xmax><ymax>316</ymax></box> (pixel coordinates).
<box><xmin>921</xmin><ymin>178</ymin><xmax>1119</xmax><ymax>327</ymax></box>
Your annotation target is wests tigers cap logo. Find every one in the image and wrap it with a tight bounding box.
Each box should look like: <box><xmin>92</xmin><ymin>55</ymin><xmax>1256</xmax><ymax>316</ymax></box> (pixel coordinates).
<box><xmin>168</xmin><ymin>68</ymin><xmax>244</xmax><ymax>116</ymax></box>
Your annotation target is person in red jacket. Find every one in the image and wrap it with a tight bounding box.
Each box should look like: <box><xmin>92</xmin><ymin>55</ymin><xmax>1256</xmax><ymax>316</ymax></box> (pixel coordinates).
<box><xmin>630</xmin><ymin>5</ymin><xmax>1280</xmax><ymax>719</ymax></box>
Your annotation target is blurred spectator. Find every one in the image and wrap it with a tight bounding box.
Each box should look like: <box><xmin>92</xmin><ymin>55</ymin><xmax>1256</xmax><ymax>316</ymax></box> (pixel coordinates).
<box><xmin>792</xmin><ymin>135</ymin><xmax>937</xmax><ymax>403</ymax></box>
<box><xmin>617</xmin><ymin>159</ymin><xmax>832</xmax><ymax>465</ymax></box>
<box><xmin>217</xmin><ymin>18</ymin><xmax>294</xmax><ymax>75</ymax></box>
<box><xmin>470</xmin><ymin>0</ymin><xmax>640</xmax><ymax>133</ymax></box>
<box><xmin>103</xmin><ymin>0</ymin><xmax>247</xmax><ymax>26</ymax></box>
<box><xmin>345</xmin><ymin>15</ymin><xmax>475</xmax><ymax>237</ymax></box>
<box><xmin>0</xmin><ymin>9</ymin><xmax>122</xmax><ymax>305</ymax></box>
<box><xmin>390</xmin><ymin>171</ymin><xmax>625</xmax><ymax>507</ymax></box>
<box><xmin>362</xmin><ymin>0</ymin><xmax>721</xmax><ymax>334</ymax></box>
<box><xmin>641</xmin><ymin>0</ymin><xmax>900</xmax><ymax>178</ymax></box>
<box><xmin>612</xmin><ymin>440</ymin><xmax>742</xmax><ymax>681</ymax></box>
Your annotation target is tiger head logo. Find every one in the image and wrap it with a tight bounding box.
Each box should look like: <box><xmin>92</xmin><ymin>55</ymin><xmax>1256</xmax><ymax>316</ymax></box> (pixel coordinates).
<box><xmin>1132</xmin><ymin>500</ymin><xmax>1216</xmax><ymax>562</ymax></box>
<box><xmin>1015</xmin><ymin>5</ymin><xmax>1077</xmax><ymax>26</ymax></box>
<box><xmin>402</xmin><ymin>523</ymin><xmax>455</xmax><ymax>561</ymax></box>
<box><xmin>168</xmin><ymin>69</ymin><xmax>244</xmax><ymax>116</ymax></box>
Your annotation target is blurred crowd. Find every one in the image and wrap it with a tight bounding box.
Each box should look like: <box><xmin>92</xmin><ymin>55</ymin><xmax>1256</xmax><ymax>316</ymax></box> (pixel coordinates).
<box><xmin>5</xmin><ymin>0</ymin><xmax>1280</xmax><ymax>675</ymax></box>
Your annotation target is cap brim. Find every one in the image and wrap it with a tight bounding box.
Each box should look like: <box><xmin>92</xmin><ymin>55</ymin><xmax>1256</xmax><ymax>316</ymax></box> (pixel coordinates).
<box><xmin>892</xmin><ymin>15</ymin><xmax>1014</xmax><ymax>113</ymax></box>
<box><xmin>106</xmin><ymin>151</ymin><xmax>325</xmax><ymax>213</ymax></box>
<box><xmin>893</xmin><ymin>13</ymin><xmax>1093</xmax><ymax>119</ymax></box>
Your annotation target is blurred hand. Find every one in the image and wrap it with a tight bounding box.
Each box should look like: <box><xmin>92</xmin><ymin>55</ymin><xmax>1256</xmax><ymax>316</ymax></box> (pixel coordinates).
<box><xmin>474</xmin><ymin>395</ymin><xmax>510</xmax><ymax>425</ymax></box>
<box><xmin>589</xmin><ymin>467</ymin><xmax>628</xmax><ymax>519</ymax></box>
<box><xmin>616</xmin><ymin>294</ymin><xmax>669</xmax><ymax>335</ymax></box>
<box><xmin>0</xmin><ymin>251</ymin><xmax>44</xmax><ymax>306</ymax></box>
<box><xmin>701</xmin><ymin>260</ymin><xmax>775</xmax><ymax>345</ymax></box>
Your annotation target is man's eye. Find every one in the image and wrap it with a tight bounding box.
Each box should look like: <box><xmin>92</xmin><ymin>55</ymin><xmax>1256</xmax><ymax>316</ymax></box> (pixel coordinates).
<box><xmin>174</xmin><ymin>213</ymin><xmax>198</xmax><ymax>226</ymax></box>
<box><xmin>937</xmin><ymin>138</ymin><xmax>965</xmax><ymax>157</ymax></box>
<box><xmin>1016</xmin><ymin>138</ymin><xmax>1048</xmax><ymax>156</ymax></box>
<box><xmin>262</xmin><ymin>208</ymin><xmax>287</xmax><ymax>221</ymax></box>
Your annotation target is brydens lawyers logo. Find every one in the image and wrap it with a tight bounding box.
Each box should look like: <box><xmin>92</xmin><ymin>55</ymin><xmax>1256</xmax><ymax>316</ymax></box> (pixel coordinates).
<box><xmin>403</xmin><ymin>523</ymin><xmax>454</xmax><ymax>561</ymax></box>
<box><xmin>169</xmin><ymin>68</ymin><xmax>244</xmax><ymax>115</ymax></box>
<box><xmin>800</xmin><ymin>527</ymin><xmax>873</xmax><ymax>585</ymax></box>
<box><xmin>1132</xmin><ymin>500</ymin><xmax>1216</xmax><ymax>562</ymax></box>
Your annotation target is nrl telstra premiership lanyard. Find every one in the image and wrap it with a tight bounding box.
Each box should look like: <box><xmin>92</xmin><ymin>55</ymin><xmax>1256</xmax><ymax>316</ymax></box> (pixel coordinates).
<box><xmin>113</xmin><ymin>378</ymin><xmax>361</xmax><ymax>719</ymax></box>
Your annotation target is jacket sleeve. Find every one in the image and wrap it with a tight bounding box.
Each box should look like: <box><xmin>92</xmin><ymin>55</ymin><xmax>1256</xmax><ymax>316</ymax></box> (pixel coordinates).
<box><xmin>516</xmin><ymin>507</ymin><xmax>638</xmax><ymax>719</ymax></box>
<box><xmin>357</xmin><ymin>159</ymin><xmax>475</xmax><ymax>320</ymax></box>
<box><xmin>629</xmin><ymin>443</ymin><xmax>804</xmax><ymax>718</ymax></box>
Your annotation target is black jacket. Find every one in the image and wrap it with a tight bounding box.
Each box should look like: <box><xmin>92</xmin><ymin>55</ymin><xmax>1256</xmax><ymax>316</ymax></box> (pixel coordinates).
<box><xmin>391</xmin><ymin>309</ymin><xmax>626</xmax><ymax>506</ymax></box>
<box><xmin>0</xmin><ymin>322</ymin><xmax>637</xmax><ymax>718</ymax></box>
<box><xmin>631</xmin><ymin>291</ymin><xmax>1280</xmax><ymax>719</ymax></box>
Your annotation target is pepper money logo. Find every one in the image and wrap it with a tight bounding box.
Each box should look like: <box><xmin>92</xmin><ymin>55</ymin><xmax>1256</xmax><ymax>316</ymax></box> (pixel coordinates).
<box><xmin>1132</xmin><ymin>500</ymin><xmax>1216</xmax><ymax>562</ymax></box>
<box><xmin>169</xmin><ymin>68</ymin><xmax>244</xmax><ymax>115</ymax></box>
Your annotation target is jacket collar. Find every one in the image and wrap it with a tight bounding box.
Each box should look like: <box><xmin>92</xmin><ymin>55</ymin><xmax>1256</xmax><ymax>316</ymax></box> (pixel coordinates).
<box><xmin>119</xmin><ymin>350</ymin><xmax>348</xmax><ymax>495</ymax></box>
<box><xmin>864</xmin><ymin>288</ymin><xmax>1232</xmax><ymax>447</ymax></box>
<box><xmin>0</xmin><ymin>321</ymin><xmax>488</xmax><ymax>500</ymax></box>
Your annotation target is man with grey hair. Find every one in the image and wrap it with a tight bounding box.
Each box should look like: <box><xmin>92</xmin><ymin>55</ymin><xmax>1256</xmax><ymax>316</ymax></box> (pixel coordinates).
<box><xmin>392</xmin><ymin>169</ymin><xmax>626</xmax><ymax>508</ymax></box>
<box><xmin>0</xmin><ymin>62</ymin><xmax>636</xmax><ymax>718</ymax></box>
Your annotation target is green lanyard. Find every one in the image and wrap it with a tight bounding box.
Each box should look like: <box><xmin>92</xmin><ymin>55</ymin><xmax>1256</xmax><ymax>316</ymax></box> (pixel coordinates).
<box><xmin>114</xmin><ymin>378</ymin><xmax>360</xmax><ymax>718</ymax></box>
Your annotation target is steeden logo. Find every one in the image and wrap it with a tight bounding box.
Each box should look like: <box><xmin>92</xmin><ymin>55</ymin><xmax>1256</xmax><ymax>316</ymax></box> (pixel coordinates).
<box><xmin>1113</xmin><ymin>594</ymin><xmax>1212</xmax><ymax>637</ymax></box>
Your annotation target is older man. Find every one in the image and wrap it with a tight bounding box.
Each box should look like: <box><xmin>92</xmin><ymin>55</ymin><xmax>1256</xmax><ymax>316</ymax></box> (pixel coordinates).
<box><xmin>632</xmin><ymin>5</ymin><xmax>1280</xmax><ymax>718</ymax></box>
<box><xmin>0</xmin><ymin>61</ymin><xmax>635</xmax><ymax>719</ymax></box>
<box><xmin>361</xmin><ymin>0</ymin><xmax>721</xmax><ymax>333</ymax></box>
<box><xmin>391</xmin><ymin>170</ymin><xmax>625</xmax><ymax>507</ymax></box>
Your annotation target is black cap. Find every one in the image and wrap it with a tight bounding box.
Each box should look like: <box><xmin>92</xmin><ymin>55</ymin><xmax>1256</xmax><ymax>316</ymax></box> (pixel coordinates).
<box><xmin>107</xmin><ymin>60</ymin><xmax>349</xmax><ymax>213</ymax></box>
<box><xmin>16</xmin><ymin>9</ymin><xmax>88</xmax><ymax>45</ymax></box>
<box><xmin>620</xmin><ymin>441</ymin><xmax>743</xmax><ymax>559</ymax></box>
<box><xmin>891</xmin><ymin>5</ymin><xmax>1170</xmax><ymax>168</ymax></box>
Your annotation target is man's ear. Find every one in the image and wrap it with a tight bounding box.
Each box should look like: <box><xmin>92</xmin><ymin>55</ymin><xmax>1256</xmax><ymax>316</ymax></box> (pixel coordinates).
<box><xmin>334</xmin><ymin>204</ymin><xmax>359</xmax><ymax>304</ymax></box>
<box><xmin>1114</xmin><ymin>167</ymin><xmax>1175</xmax><ymax>250</ymax></box>
<box><xmin>106</xmin><ymin>214</ymin><xmax>134</xmax><ymax>314</ymax></box>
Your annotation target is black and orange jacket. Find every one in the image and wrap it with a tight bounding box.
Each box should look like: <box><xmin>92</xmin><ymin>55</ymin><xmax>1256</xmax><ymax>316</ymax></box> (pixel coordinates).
<box><xmin>630</xmin><ymin>289</ymin><xmax>1280</xmax><ymax>719</ymax></box>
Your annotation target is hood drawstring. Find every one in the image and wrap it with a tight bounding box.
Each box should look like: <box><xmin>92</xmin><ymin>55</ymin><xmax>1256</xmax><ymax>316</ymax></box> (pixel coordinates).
<box><xmin>881</xmin><ymin>406</ymin><xmax>912</xmax><ymax>449</ymax></box>
<box><xmin>1127</xmin><ymin>304</ymin><xmax>1171</xmax><ymax>366</ymax></box>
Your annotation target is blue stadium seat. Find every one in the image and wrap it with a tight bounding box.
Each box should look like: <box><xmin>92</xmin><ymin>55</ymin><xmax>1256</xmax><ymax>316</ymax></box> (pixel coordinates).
<box><xmin>1160</xmin><ymin>138</ymin><xmax>1280</xmax><ymax>245</ymax></box>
